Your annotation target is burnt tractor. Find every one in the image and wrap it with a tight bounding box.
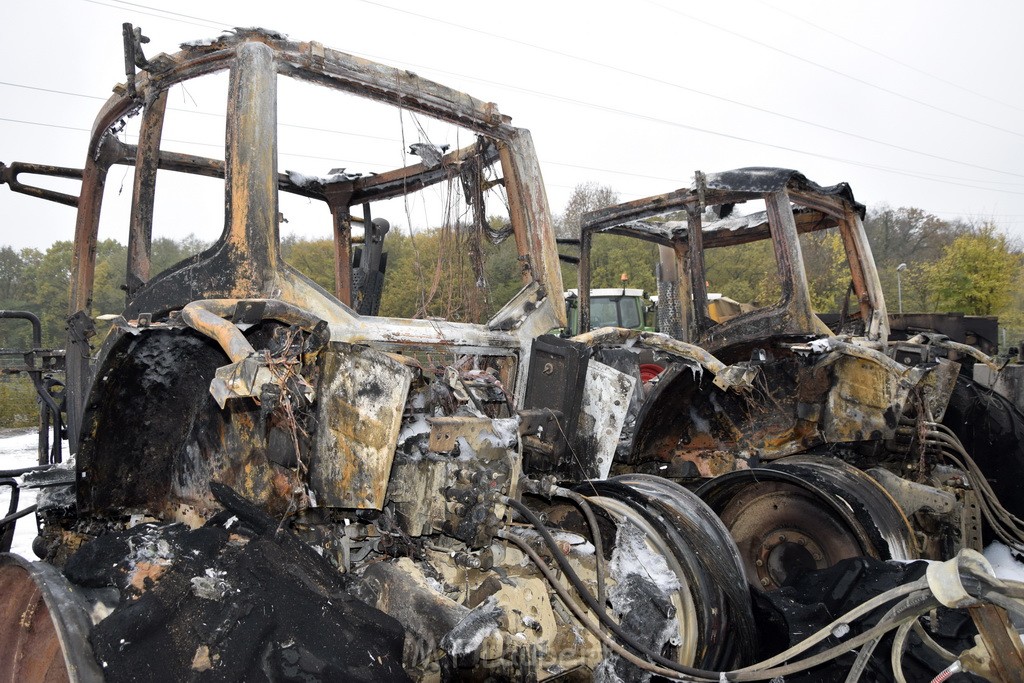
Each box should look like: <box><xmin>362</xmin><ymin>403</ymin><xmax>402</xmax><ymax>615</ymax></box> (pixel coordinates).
<box><xmin>1</xmin><ymin>26</ymin><xmax>1023</xmax><ymax>683</ymax></box>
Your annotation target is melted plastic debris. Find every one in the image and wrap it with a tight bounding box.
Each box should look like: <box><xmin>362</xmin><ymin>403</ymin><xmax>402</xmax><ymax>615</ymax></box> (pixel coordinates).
<box><xmin>439</xmin><ymin>594</ymin><xmax>502</xmax><ymax>656</ymax></box>
<box><xmin>71</xmin><ymin>484</ymin><xmax>410</xmax><ymax>682</ymax></box>
<box><xmin>18</xmin><ymin>456</ymin><xmax>76</xmax><ymax>487</ymax></box>
<box><xmin>36</xmin><ymin>483</ymin><xmax>76</xmax><ymax>511</ymax></box>
<box><xmin>408</xmin><ymin>142</ymin><xmax>450</xmax><ymax>169</ymax></box>
<box><xmin>191</xmin><ymin>567</ymin><xmax>232</xmax><ymax>600</ymax></box>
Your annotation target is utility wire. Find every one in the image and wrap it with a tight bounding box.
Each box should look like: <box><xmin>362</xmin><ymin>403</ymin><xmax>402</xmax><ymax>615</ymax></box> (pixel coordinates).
<box><xmin>8</xmin><ymin>69</ymin><xmax>1024</xmax><ymax>192</ymax></box>
<box><xmin>0</xmin><ymin>81</ymin><xmax>399</xmax><ymax>143</ymax></box>
<box><xmin>92</xmin><ymin>0</ymin><xmax>232</xmax><ymax>28</ymax></box>
<box><xmin>756</xmin><ymin>0</ymin><xmax>1024</xmax><ymax>115</ymax></box>
<box><xmin>79</xmin><ymin>0</ymin><xmax>224</xmax><ymax>31</ymax></box>
<box><xmin>5</xmin><ymin>113</ymin><xmax>1024</xmax><ymax>196</ymax></box>
<box><xmin>69</xmin><ymin>0</ymin><xmax>1024</xmax><ymax>186</ymax></box>
<box><xmin>355</xmin><ymin>0</ymin><xmax>1024</xmax><ymax>141</ymax></box>
<box><xmin>643</xmin><ymin>0</ymin><xmax>1024</xmax><ymax>139</ymax></box>
<box><xmin>16</xmin><ymin>1</ymin><xmax>1024</xmax><ymax>209</ymax></box>
<box><xmin>91</xmin><ymin>0</ymin><xmax>1024</xmax><ymax>174</ymax></box>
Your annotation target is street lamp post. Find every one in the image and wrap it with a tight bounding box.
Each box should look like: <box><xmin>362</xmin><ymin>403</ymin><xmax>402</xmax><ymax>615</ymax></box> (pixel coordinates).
<box><xmin>896</xmin><ymin>263</ymin><xmax>907</xmax><ymax>315</ymax></box>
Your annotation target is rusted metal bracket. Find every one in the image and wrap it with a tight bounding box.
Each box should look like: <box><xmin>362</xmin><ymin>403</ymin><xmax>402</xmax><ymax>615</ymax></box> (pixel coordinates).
<box><xmin>967</xmin><ymin>604</ymin><xmax>1024</xmax><ymax>682</ymax></box>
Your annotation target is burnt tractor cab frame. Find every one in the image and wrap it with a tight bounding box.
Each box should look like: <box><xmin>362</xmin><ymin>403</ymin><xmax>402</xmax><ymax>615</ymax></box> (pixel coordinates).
<box><xmin>570</xmin><ymin>170</ymin><xmax>1024</xmax><ymax>612</ymax></box>
<box><xmin>2</xmin><ymin>27</ymin><xmax>564</xmax><ymax>458</ymax></box>
<box><xmin>4</xmin><ymin>27</ymin><xmax>1024</xmax><ymax>683</ymax></box>
<box><xmin>0</xmin><ymin>26</ymin><xmax>768</xmax><ymax>682</ymax></box>
<box><xmin>577</xmin><ymin>168</ymin><xmax>888</xmax><ymax>357</ymax></box>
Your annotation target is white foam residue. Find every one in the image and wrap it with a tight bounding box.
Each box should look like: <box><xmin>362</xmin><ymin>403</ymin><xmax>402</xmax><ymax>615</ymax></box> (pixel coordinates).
<box><xmin>478</xmin><ymin>417</ymin><xmax>520</xmax><ymax>449</ymax></box>
<box><xmin>609</xmin><ymin>519</ymin><xmax>680</xmax><ymax>595</ymax></box>
<box><xmin>181</xmin><ymin>37</ymin><xmax>219</xmax><ymax>47</ymax></box>
<box><xmin>398</xmin><ymin>413</ymin><xmax>431</xmax><ymax>445</ymax></box>
<box><xmin>286</xmin><ymin>169</ymin><xmax>360</xmax><ymax>188</ymax></box>
<box><xmin>984</xmin><ymin>542</ymin><xmax>1024</xmax><ymax>581</ymax></box>
<box><xmin>688</xmin><ymin>405</ymin><xmax>711</xmax><ymax>434</ymax></box>
<box><xmin>440</xmin><ymin>595</ymin><xmax>502</xmax><ymax>656</ymax></box>
<box><xmin>191</xmin><ymin>567</ymin><xmax>232</xmax><ymax>600</ymax></box>
<box><xmin>810</xmin><ymin>338</ymin><xmax>833</xmax><ymax>354</ymax></box>
<box><xmin>512</xmin><ymin>528</ymin><xmax>595</xmax><ymax>556</ymax></box>
<box><xmin>455</xmin><ymin>436</ymin><xmax>477</xmax><ymax>460</ymax></box>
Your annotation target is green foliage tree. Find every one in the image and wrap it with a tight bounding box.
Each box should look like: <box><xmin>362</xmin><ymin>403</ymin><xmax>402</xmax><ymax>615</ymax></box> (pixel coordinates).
<box><xmin>704</xmin><ymin>240</ymin><xmax>777</xmax><ymax>307</ymax></box>
<box><xmin>863</xmin><ymin>206</ymin><xmax>961</xmax><ymax>312</ymax></box>
<box><xmin>588</xmin><ymin>235</ymin><xmax>657</xmax><ymax>292</ymax></box>
<box><xmin>151</xmin><ymin>235</ymin><xmax>210</xmax><ymax>273</ymax></box>
<box><xmin>282</xmin><ymin>236</ymin><xmax>335</xmax><ymax>292</ymax></box>
<box><xmin>91</xmin><ymin>239</ymin><xmax>129</xmax><ymax>317</ymax></box>
<box><xmin>25</xmin><ymin>240</ymin><xmax>74</xmax><ymax>346</ymax></box>
<box><xmin>800</xmin><ymin>230</ymin><xmax>849</xmax><ymax>313</ymax></box>
<box><xmin>926</xmin><ymin>225</ymin><xmax>1021</xmax><ymax>316</ymax></box>
<box><xmin>0</xmin><ymin>246</ymin><xmax>41</xmax><ymax>349</ymax></box>
<box><xmin>555</xmin><ymin>182</ymin><xmax>619</xmax><ymax>240</ymax></box>
<box><xmin>4</xmin><ymin>199</ymin><xmax>1022</xmax><ymax>357</ymax></box>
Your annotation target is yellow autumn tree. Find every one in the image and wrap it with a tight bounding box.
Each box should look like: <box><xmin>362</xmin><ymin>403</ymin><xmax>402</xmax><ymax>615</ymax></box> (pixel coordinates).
<box><xmin>927</xmin><ymin>225</ymin><xmax>1020</xmax><ymax>316</ymax></box>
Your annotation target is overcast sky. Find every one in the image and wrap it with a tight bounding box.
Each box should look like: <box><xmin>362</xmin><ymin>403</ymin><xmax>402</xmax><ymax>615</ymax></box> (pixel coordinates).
<box><xmin>3</xmin><ymin>0</ymin><xmax>1024</xmax><ymax>252</ymax></box>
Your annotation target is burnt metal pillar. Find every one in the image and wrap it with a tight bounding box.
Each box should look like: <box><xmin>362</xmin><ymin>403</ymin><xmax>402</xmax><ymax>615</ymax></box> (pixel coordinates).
<box><xmin>222</xmin><ymin>40</ymin><xmax>280</xmax><ymax>293</ymax></box>
<box><xmin>657</xmin><ymin>244</ymin><xmax>687</xmax><ymax>341</ymax></box>
<box><xmin>578</xmin><ymin>227</ymin><xmax>592</xmax><ymax>333</ymax></box>
<box><xmin>126</xmin><ymin>89</ymin><xmax>168</xmax><ymax>300</ymax></box>
<box><xmin>765</xmin><ymin>188</ymin><xmax>815</xmax><ymax>332</ymax></box>
<box><xmin>968</xmin><ymin>604</ymin><xmax>1024</xmax><ymax>682</ymax></box>
<box><xmin>687</xmin><ymin>206</ymin><xmax>710</xmax><ymax>335</ymax></box>
<box><xmin>325</xmin><ymin>184</ymin><xmax>354</xmax><ymax>307</ymax></box>
<box><xmin>66</xmin><ymin>139</ymin><xmax>116</xmax><ymax>455</ymax></box>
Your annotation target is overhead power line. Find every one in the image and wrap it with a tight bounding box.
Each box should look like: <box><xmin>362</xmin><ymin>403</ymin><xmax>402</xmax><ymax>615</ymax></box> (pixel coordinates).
<box><xmin>12</xmin><ymin>0</ymin><xmax>1024</xmax><ymax>202</ymax></box>
<box><xmin>74</xmin><ymin>0</ymin><xmax>1024</xmax><ymax>184</ymax></box>
<box><xmin>8</xmin><ymin>47</ymin><xmax>1024</xmax><ymax>191</ymax></box>
<box><xmin>642</xmin><ymin>0</ymin><xmax>1024</xmax><ymax>139</ymax></box>
<box><xmin>353</xmin><ymin>0</ymin><xmax>1024</xmax><ymax>141</ymax></box>
<box><xmin>756</xmin><ymin>0</ymin><xmax>1024</xmax><ymax>115</ymax></box>
<box><xmin>4</xmin><ymin>112</ymin><xmax>1024</xmax><ymax>199</ymax></box>
<box><xmin>80</xmin><ymin>0</ymin><xmax>223</xmax><ymax>31</ymax></box>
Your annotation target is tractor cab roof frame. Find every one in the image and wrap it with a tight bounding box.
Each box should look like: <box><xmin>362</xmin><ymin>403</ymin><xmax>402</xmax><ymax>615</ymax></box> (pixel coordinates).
<box><xmin>576</xmin><ymin>167</ymin><xmax>888</xmax><ymax>354</ymax></box>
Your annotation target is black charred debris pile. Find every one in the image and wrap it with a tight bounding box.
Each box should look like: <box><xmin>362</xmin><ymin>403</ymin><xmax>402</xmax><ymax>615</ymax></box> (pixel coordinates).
<box><xmin>58</xmin><ymin>481</ymin><xmax>993</xmax><ymax>682</ymax></box>
<box><xmin>63</xmin><ymin>483</ymin><xmax>408</xmax><ymax>683</ymax></box>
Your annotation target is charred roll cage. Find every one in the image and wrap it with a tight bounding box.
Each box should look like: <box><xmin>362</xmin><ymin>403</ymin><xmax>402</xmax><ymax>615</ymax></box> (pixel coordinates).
<box><xmin>2</xmin><ymin>25</ymin><xmax>1024</xmax><ymax>683</ymax></box>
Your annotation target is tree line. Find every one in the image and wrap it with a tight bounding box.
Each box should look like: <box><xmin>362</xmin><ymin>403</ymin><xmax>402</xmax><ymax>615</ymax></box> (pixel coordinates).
<box><xmin>1</xmin><ymin>185</ymin><xmax>1021</xmax><ymax>352</ymax></box>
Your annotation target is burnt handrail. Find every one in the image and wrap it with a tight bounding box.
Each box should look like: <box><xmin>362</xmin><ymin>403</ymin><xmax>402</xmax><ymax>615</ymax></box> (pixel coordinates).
<box><xmin>0</xmin><ymin>162</ymin><xmax>82</xmax><ymax>207</ymax></box>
